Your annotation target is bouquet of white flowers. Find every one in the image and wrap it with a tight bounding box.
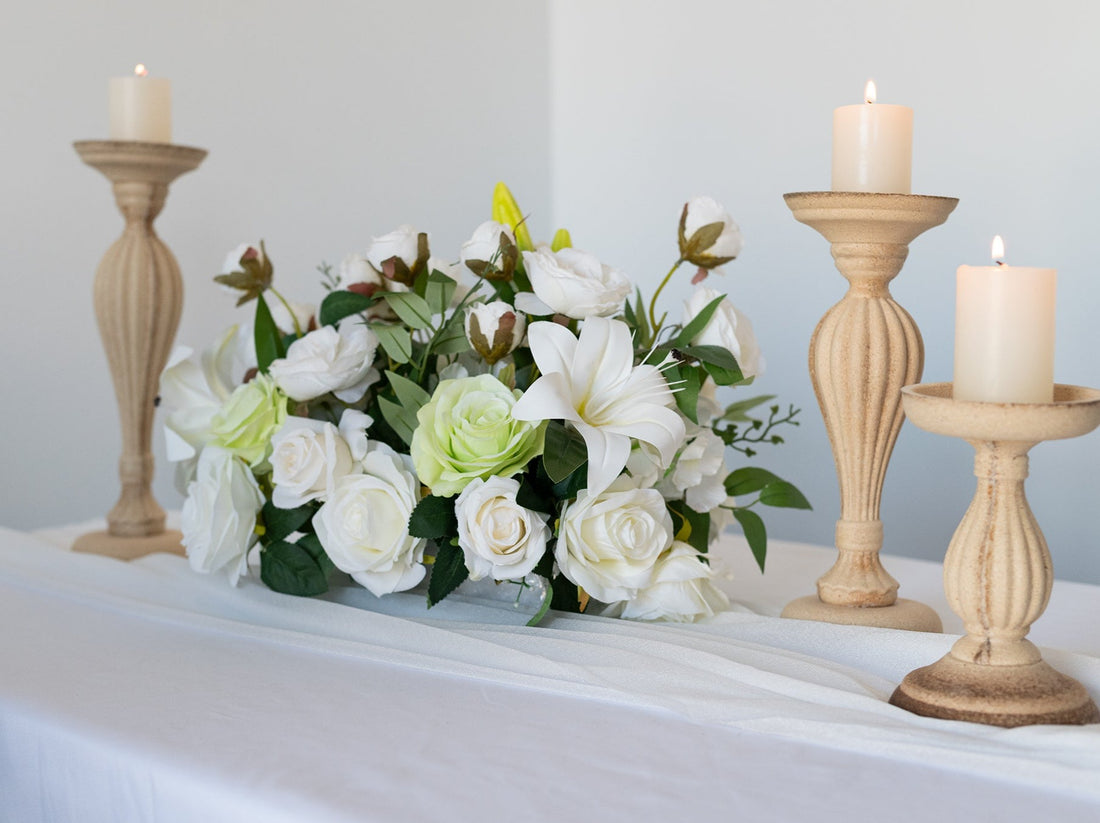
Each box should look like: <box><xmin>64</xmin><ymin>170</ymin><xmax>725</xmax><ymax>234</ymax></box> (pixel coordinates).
<box><xmin>160</xmin><ymin>184</ymin><xmax>807</xmax><ymax>625</ymax></box>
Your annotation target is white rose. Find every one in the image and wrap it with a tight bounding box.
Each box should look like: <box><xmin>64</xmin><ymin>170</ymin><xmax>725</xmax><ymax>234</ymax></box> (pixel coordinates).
<box><xmin>659</xmin><ymin>428</ymin><xmax>728</xmax><ymax>513</ymax></box>
<box><xmin>681</xmin><ymin>196</ymin><xmax>743</xmax><ymax>263</ymax></box>
<box><xmin>180</xmin><ymin>446</ymin><xmax>263</xmax><ymax>586</ymax></box>
<box><xmin>269</xmin><ymin>300</ymin><xmax>314</xmax><ymax>335</ymax></box>
<box><xmin>313</xmin><ymin>446</ymin><xmax>426</xmax><ymax>597</ymax></box>
<box><xmin>269</xmin><ymin>319</ymin><xmax>379</xmax><ymax>403</ymax></box>
<box><xmin>270</xmin><ymin>417</ymin><xmax>355</xmax><ymax>509</ymax></box>
<box><xmin>460</xmin><ymin>220</ymin><xmax>516</xmax><ymax>277</ymax></box>
<box><xmin>337</xmin><ymin>253</ymin><xmax>382</xmax><ymax>290</ymax></box>
<box><xmin>366</xmin><ymin>224</ymin><xmax>420</xmax><ymax>272</ymax></box>
<box><xmin>606</xmin><ymin>542</ymin><xmax>729</xmax><ymax>622</ymax></box>
<box><xmin>160</xmin><ymin>324</ymin><xmax>255</xmax><ymax>492</ymax></box>
<box><xmin>221</xmin><ymin>242</ymin><xmax>264</xmax><ymax>275</ymax></box>
<box><xmin>464</xmin><ymin>301</ymin><xmax>526</xmax><ymax>365</ymax></box>
<box><xmin>557</xmin><ymin>485</ymin><xmax>673</xmax><ymax>602</ymax></box>
<box><xmin>683</xmin><ymin>286</ymin><xmax>764</xmax><ymax>379</ymax></box>
<box><xmin>455</xmin><ymin>477</ymin><xmax>550</xmax><ymax>582</ymax></box>
<box><xmin>517</xmin><ymin>248</ymin><xmax>630</xmax><ymax>319</ymax></box>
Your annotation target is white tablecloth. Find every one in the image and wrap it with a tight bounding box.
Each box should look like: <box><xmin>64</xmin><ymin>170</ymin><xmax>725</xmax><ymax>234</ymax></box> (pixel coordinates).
<box><xmin>2</xmin><ymin>523</ymin><xmax>1099</xmax><ymax>822</ymax></box>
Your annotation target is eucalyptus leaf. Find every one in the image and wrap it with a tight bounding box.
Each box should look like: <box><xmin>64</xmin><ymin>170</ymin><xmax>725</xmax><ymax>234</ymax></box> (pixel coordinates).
<box><xmin>382</xmin><ymin>292</ymin><xmax>434</xmax><ymax>330</ymax></box>
<box><xmin>371</xmin><ymin>323</ymin><xmax>413</xmax><ymax>363</ymax></box>
<box><xmin>386</xmin><ymin>370</ymin><xmax>431</xmax><ymax>411</ymax></box>
<box><xmin>427</xmin><ymin>543</ymin><xmax>469</xmax><ymax>607</ymax></box>
<box><xmin>733</xmin><ymin>508</ymin><xmax>768</xmax><ymax>573</ymax></box>
<box><xmin>260</xmin><ymin>541</ymin><xmax>328</xmax><ymax>596</ymax></box>
<box><xmin>425</xmin><ymin>269</ymin><xmax>457</xmax><ymax>316</ymax></box>
<box><xmin>720</xmin><ymin>394</ymin><xmax>777</xmax><ymax>423</ymax></box>
<box><xmin>378</xmin><ymin>396</ymin><xmax>416</xmax><ymax>446</ymax></box>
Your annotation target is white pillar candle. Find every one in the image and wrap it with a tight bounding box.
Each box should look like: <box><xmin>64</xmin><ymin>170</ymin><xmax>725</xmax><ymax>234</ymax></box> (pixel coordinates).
<box><xmin>831</xmin><ymin>80</ymin><xmax>912</xmax><ymax>194</ymax></box>
<box><xmin>954</xmin><ymin>236</ymin><xmax>1056</xmax><ymax>403</ymax></box>
<box><xmin>109</xmin><ymin>64</ymin><xmax>171</xmax><ymax>142</ymax></box>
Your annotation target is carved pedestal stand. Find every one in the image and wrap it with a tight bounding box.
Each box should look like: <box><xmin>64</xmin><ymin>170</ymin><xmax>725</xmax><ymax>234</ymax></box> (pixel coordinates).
<box><xmin>72</xmin><ymin>140</ymin><xmax>207</xmax><ymax>560</ymax></box>
<box><xmin>781</xmin><ymin>192</ymin><xmax>957</xmax><ymax>632</ymax></box>
<box><xmin>891</xmin><ymin>383</ymin><xmax>1100</xmax><ymax>726</ymax></box>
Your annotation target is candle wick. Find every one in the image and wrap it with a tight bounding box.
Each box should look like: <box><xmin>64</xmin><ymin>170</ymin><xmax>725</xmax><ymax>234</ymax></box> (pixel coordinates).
<box><xmin>995</xmin><ymin>260</ymin><xmax>1005</xmax><ymax>267</ymax></box>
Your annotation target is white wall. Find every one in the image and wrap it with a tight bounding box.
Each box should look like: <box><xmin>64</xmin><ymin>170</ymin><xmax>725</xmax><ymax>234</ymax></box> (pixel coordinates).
<box><xmin>549</xmin><ymin>0</ymin><xmax>1100</xmax><ymax>583</ymax></box>
<box><xmin>0</xmin><ymin>1</ymin><xmax>550</xmax><ymax>529</ymax></box>
<box><xmin>6</xmin><ymin>0</ymin><xmax>1100</xmax><ymax>586</ymax></box>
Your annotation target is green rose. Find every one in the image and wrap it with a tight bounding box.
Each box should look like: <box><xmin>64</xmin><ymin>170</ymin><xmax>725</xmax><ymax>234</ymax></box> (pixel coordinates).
<box><xmin>411</xmin><ymin>374</ymin><xmax>544</xmax><ymax>497</ymax></box>
<box><xmin>210</xmin><ymin>373</ymin><xmax>289</xmax><ymax>467</ymax></box>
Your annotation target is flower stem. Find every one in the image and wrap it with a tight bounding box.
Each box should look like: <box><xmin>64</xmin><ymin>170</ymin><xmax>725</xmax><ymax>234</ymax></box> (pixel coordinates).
<box><xmin>268</xmin><ymin>286</ymin><xmax>304</xmax><ymax>339</ymax></box>
<box><xmin>648</xmin><ymin>258</ymin><xmax>684</xmax><ymax>336</ymax></box>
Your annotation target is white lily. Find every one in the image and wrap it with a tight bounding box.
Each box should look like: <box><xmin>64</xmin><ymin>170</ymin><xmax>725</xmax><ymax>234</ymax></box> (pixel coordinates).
<box><xmin>511</xmin><ymin>316</ymin><xmax>684</xmax><ymax>493</ymax></box>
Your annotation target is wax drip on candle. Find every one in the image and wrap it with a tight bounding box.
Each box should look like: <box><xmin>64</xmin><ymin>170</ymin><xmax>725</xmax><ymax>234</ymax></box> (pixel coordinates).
<box><xmin>864</xmin><ymin>79</ymin><xmax>877</xmax><ymax>104</ymax></box>
<box><xmin>134</xmin><ymin>64</ymin><xmax>149</xmax><ymax>77</ymax></box>
<box><xmin>992</xmin><ymin>235</ymin><xmax>1006</xmax><ymax>267</ymax></box>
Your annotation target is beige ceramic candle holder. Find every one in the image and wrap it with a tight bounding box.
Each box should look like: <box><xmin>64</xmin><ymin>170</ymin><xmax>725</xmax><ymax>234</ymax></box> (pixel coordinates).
<box><xmin>72</xmin><ymin>140</ymin><xmax>207</xmax><ymax>560</ymax></box>
<box><xmin>781</xmin><ymin>192</ymin><xmax>957</xmax><ymax>632</ymax></box>
<box><xmin>890</xmin><ymin>383</ymin><xmax>1100</xmax><ymax>726</ymax></box>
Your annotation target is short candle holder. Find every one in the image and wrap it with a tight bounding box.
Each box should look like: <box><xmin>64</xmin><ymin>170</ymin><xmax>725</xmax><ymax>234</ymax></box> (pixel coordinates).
<box><xmin>72</xmin><ymin>140</ymin><xmax>207</xmax><ymax>560</ymax></box>
<box><xmin>890</xmin><ymin>383</ymin><xmax>1100</xmax><ymax>727</ymax></box>
<box><xmin>781</xmin><ymin>192</ymin><xmax>957</xmax><ymax>632</ymax></box>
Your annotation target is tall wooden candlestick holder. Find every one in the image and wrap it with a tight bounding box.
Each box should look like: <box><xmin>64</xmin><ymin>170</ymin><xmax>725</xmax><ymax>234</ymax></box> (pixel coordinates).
<box><xmin>72</xmin><ymin>140</ymin><xmax>207</xmax><ymax>560</ymax></box>
<box><xmin>891</xmin><ymin>383</ymin><xmax>1100</xmax><ymax>726</ymax></box>
<box><xmin>781</xmin><ymin>192</ymin><xmax>957</xmax><ymax>632</ymax></box>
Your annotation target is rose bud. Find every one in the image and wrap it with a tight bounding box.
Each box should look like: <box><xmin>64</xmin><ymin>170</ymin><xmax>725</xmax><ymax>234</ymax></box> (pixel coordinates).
<box><xmin>464</xmin><ymin>301</ymin><xmax>526</xmax><ymax>365</ymax></box>
<box><xmin>677</xmin><ymin>196</ymin><xmax>743</xmax><ymax>270</ymax></box>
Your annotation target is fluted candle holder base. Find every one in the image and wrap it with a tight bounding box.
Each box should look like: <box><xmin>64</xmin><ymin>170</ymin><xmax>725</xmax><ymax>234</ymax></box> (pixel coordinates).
<box><xmin>890</xmin><ymin>383</ymin><xmax>1100</xmax><ymax>726</ymax></box>
<box><xmin>73</xmin><ymin>140</ymin><xmax>206</xmax><ymax>561</ymax></box>
<box><xmin>780</xmin><ymin>192</ymin><xmax>957</xmax><ymax>632</ymax></box>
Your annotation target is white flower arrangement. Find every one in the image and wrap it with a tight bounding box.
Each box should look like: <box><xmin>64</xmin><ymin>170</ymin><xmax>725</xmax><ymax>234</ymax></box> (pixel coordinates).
<box><xmin>160</xmin><ymin>184</ymin><xmax>808</xmax><ymax>624</ymax></box>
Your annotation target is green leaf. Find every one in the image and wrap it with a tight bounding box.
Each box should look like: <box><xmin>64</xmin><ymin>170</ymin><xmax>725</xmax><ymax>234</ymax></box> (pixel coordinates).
<box><xmin>720</xmin><ymin>394</ymin><xmax>777</xmax><ymax>423</ymax></box>
<box><xmin>378</xmin><ymin>396</ymin><xmax>416</xmax><ymax>446</ymax></box>
<box><xmin>516</xmin><ymin>477</ymin><xmax>556</xmax><ymax>515</ymax></box>
<box><xmin>733</xmin><ymin>508</ymin><xmax>768</xmax><ymax>573</ymax></box>
<box><xmin>260</xmin><ymin>541</ymin><xmax>328</xmax><ymax>596</ymax></box>
<box><xmin>724</xmin><ymin>467</ymin><xmax>784</xmax><ymax>497</ymax></box>
<box><xmin>633</xmin><ymin>289</ymin><xmax>651</xmax><ymax>349</ymax></box>
<box><xmin>550</xmin><ymin>573</ymin><xmax>583</xmax><ymax>613</ymax></box>
<box><xmin>254</xmin><ymin>293</ymin><xmax>286</xmax><ymax>373</ymax></box>
<box><xmin>759</xmin><ymin>481</ymin><xmax>812</xmax><ymax>510</ymax></box>
<box><xmin>261</xmin><ymin>500</ymin><xmax>314</xmax><ymax>544</ymax></box>
<box><xmin>382</xmin><ymin>292</ymin><xmax>434</xmax><ymax>330</ymax></box>
<box><xmin>671</xmin><ymin>364</ymin><xmax>702</xmax><ymax>424</ymax></box>
<box><xmin>526</xmin><ymin>579</ymin><xmax>554</xmax><ymax>627</ymax></box>
<box><xmin>683</xmin><ymin>221</ymin><xmax>726</xmax><ymax>259</ymax></box>
<box><xmin>674</xmin><ymin>295</ymin><xmax>725</xmax><ymax>347</ymax></box>
<box><xmin>372</xmin><ymin>323</ymin><xmax>413</xmax><ymax>363</ymax></box>
<box><xmin>543</xmin><ymin>421</ymin><xmax>588</xmax><ymax>483</ymax></box>
<box><xmin>682</xmin><ymin>344</ymin><xmax>741</xmax><ymax>371</ymax></box>
<box><xmin>386</xmin><ymin>370</ymin><xmax>431</xmax><ymax>411</ymax></box>
<box><xmin>667</xmin><ymin>499</ymin><xmax>711</xmax><ymax>553</ymax></box>
<box><xmin>295</xmin><ymin>531</ymin><xmax>334</xmax><ymax>578</ymax></box>
<box><xmin>408</xmin><ymin>495</ymin><xmax>457</xmax><ymax>539</ymax></box>
<box><xmin>427</xmin><ymin>543</ymin><xmax>469</xmax><ymax>607</ymax></box>
<box><xmin>425</xmin><ymin>269</ymin><xmax>457</xmax><ymax>316</ymax></box>
<box><xmin>319</xmin><ymin>290</ymin><xmax>375</xmax><ymax>327</ymax></box>
<box><xmin>430</xmin><ymin>311</ymin><xmax>471</xmax><ymax>356</ymax></box>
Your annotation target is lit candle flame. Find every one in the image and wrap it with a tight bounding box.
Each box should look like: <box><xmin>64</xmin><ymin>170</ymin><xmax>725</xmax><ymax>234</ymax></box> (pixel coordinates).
<box><xmin>991</xmin><ymin>235</ymin><xmax>1006</xmax><ymax>265</ymax></box>
<box><xmin>864</xmin><ymin>79</ymin><xmax>877</xmax><ymax>104</ymax></box>
<box><xmin>133</xmin><ymin>64</ymin><xmax>149</xmax><ymax>78</ymax></box>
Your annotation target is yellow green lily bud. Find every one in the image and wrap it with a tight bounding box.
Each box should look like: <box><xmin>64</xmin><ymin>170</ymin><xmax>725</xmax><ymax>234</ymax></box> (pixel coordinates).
<box><xmin>491</xmin><ymin>182</ymin><xmax>535</xmax><ymax>252</ymax></box>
